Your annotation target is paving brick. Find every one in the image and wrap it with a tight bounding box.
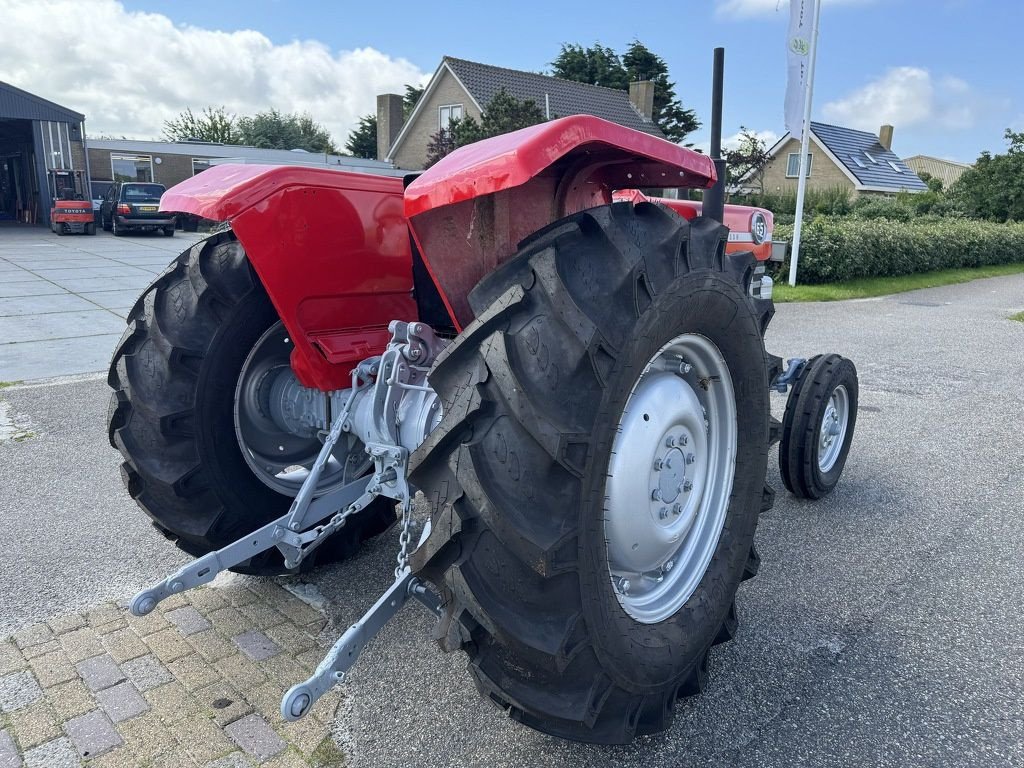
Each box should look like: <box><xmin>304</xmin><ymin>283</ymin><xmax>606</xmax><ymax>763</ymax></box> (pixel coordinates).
<box><xmin>47</xmin><ymin>679</ymin><xmax>94</xmax><ymax>722</ymax></box>
<box><xmin>262</xmin><ymin>655</ymin><xmax>308</xmax><ymax>690</ymax></box>
<box><xmin>167</xmin><ymin>654</ymin><xmax>220</xmax><ymax>693</ymax></box>
<box><xmin>0</xmin><ymin>671</ymin><xmax>43</xmax><ymax>714</ymax></box>
<box><xmin>84</xmin><ymin>603</ymin><xmax>123</xmax><ymax>630</ymax></box>
<box><xmin>0</xmin><ymin>729</ymin><xmax>18</xmax><ymax>768</ymax></box>
<box><xmin>146</xmin><ymin>628</ymin><xmax>193</xmax><ymax>664</ymax></box>
<box><xmin>21</xmin><ymin>736</ymin><xmax>80</xmax><ymax>768</ymax></box>
<box><xmin>207</xmin><ymin>608</ymin><xmax>249</xmax><ymax>638</ymax></box>
<box><xmin>247</xmin><ymin>682</ymin><xmax>284</xmax><ymax>718</ymax></box>
<box><xmin>144</xmin><ymin>681</ymin><xmax>201</xmax><ymax>723</ymax></box>
<box><xmin>63</xmin><ymin>710</ymin><xmax>122</xmax><ymax>760</ymax></box>
<box><xmin>92</xmin><ymin>619</ymin><xmax>128</xmax><ymax>637</ymax></box>
<box><xmin>11</xmin><ymin>625</ymin><xmax>53</xmax><ymax>652</ymax></box>
<box><xmin>179</xmin><ymin>715</ymin><xmax>235</xmax><ymax>764</ymax></box>
<box><xmin>244</xmin><ymin>581</ymin><xmax>292</xmax><ymax>605</ymax></box>
<box><xmin>166</xmin><ymin>607</ymin><xmax>213</xmax><ymax>637</ymax></box>
<box><xmin>158</xmin><ymin>592</ymin><xmax>189</xmax><ymax>611</ymax></box>
<box><xmin>124</xmin><ymin>609</ymin><xmax>170</xmax><ymax>638</ymax></box>
<box><xmin>100</xmin><ymin>628</ymin><xmax>147</xmax><ymax>664</ymax></box>
<box><xmin>10</xmin><ymin>702</ymin><xmax>60</xmax><ymax>750</ymax></box>
<box><xmin>114</xmin><ymin>711</ymin><xmax>175</xmax><ymax>761</ymax></box>
<box><xmin>187</xmin><ymin>630</ymin><xmax>238</xmax><ymax>664</ymax></box>
<box><xmin>231</xmin><ymin>631</ymin><xmax>280</xmax><ymax>662</ymax></box>
<box><xmin>224</xmin><ymin>714</ymin><xmax>286</xmax><ymax>761</ymax></box>
<box><xmin>119</xmin><ymin>654</ymin><xmax>172</xmax><ymax>693</ymax></box>
<box><xmin>46</xmin><ymin>614</ymin><xmax>86</xmax><ymax>637</ymax></box>
<box><xmin>186</xmin><ymin>588</ymin><xmax>227</xmax><ymax>613</ymax></box>
<box><xmin>221</xmin><ymin>585</ymin><xmax>260</xmax><ymax>608</ymax></box>
<box><xmin>195</xmin><ymin>681</ymin><xmax>253</xmax><ymax>727</ymax></box>
<box><xmin>213</xmin><ymin>654</ymin><xmax>267</xmax><ymax>693</ymax></box>
<box><xmin>95</xmin><ymin>681</ymin><xmax>148</xmax><ymax>724</ymax></box>
<box><xmin>26</xmin><ymin>650</ymin><xmax>76</xmax><ymax>689</ymax></box>
<box><xmin>262</xmin><ymin>751</ymin><xmax>308</xmax><ymax>768</ymax></box>
<box><xmin>236</xmin><ymin>603</ymin><xmax>287</xmax><ymax>631</ymax></box>
<box><xmin>204</xmin><ymin>753</ymin><xmax>255</xmax><ymax>768</ymax></box>
<box><xmin>273</xmin><ymin>596</ymin><xmax>322</xmax><ymax>627</ymax></box>
<box><xmin>84</xmin><ymin>746</ymin><xmax>140</xmax><ymax>768</ymax></box>
<box><xmin>279</xmin><ymin>711</ymin><xmax>329</xmax><ymax>756</ymax></box>
<box><xmin>263</xmin><ymin>623</ymin><xmax>317</xmax><ymax>656</ymax></box>
<box><xmin>20</xmin><ymin>641</ymin><xmax>60</xmax><ymax>662</ymax></box>
<box><xmin>74</xmin><ymin>655</ymin><xmax>123</xmax><ymax>692</ymax></box>
<box><xmin>58</xmin><ymin>628</ymin><xmax>103</xmax><ymax>664</ymax></box>
<box><xmin>0</xmin><ymin>643</ymin><xmax>26</xmax><ymax>677</ymax></box>
<box><xmin>150</xmin><ymin>749</ymin><xmax>201</xmax><ymax>768</ymax></box>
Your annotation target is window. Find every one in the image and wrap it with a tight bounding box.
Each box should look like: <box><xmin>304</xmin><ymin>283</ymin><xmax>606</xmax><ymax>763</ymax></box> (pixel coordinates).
<box><xmin>850</xmin><ymin>154</ymin><xmax>866</xmax><ymax>168</ymax></box>
<box><xmin>438</xmin><ymin>104</ymin><xmax>464</xmax><ymax>129</ymax></box>
<box><xmin>887</xmin><ymin>160</ymin><xmax>903</xmax><ymax>173</ymax></box>
<box><xmin>111</xmin><ymin>154</ymin><xmax>153</xmax><ymax>183</ymax></box>
<box><xmin>121</xmin><ymin>184</ymin><xmax>165</xmax><ymax>201</ymax></box>
<box><xmin>864</xmin><ymin>152</ymin><xmax>878</xmax><ymax>164</ymax></box>
<box><xmin>786</xmin><ymin>152</ymin><xmax>813</xmax><ymax>177</ymax></box>
<box><xmin>192</xmin><ymin>158</ymin><xmax>211</xmax><ymax>175</ymax></box>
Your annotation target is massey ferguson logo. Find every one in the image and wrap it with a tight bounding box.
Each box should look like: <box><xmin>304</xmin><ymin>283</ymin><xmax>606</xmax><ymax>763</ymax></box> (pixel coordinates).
<box><xmin>750</xmin><ymin>212</ymin><xmax>768</xmax><ymax>245</ymax></box>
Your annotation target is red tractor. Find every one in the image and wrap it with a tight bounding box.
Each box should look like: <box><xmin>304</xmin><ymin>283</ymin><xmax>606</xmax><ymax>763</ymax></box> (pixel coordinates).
<box><xmin>48</xmin><ymin>169</ymin><xmax>95</xmax><ymax>235</ymax></box>
<box><xmin>109</xmin><ymin>57</ymin><xmax>857</xmax><ymax>744</ymax></box>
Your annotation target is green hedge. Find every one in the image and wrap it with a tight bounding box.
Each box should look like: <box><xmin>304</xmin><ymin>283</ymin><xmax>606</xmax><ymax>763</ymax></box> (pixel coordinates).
<box><xmin>773</xmin><ymin>217</ymin><xmax>1024</xmax><ymax>284</ymax></box>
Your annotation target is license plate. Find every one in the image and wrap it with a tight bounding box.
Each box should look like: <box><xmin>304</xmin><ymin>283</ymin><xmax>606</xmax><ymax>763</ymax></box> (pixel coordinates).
<box><xmin>140</xmin><ymin>206</ymin><xmax>158</xmax><ymax>212</ymax></box>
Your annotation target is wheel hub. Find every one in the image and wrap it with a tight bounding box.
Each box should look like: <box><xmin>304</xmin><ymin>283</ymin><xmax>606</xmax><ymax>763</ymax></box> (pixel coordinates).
<box><xmin>604</xmin><ymin>334</ymin><xmax>736</xmax><ymax>624</ymax></box>
<box><xmin>817</xmin><ymin>385</ymin><xmax>850</xmax><ymax>473</ymax></box>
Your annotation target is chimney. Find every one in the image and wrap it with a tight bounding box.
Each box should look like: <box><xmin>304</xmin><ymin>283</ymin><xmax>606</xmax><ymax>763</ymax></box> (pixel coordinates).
<box><xmin>878</xmin><ymin>124</ymin><xmax>894</xmax><ymax>151</ymax></box>
<box><xmin>377</xmin><ymin>93</ymin><xmax>405</xmax><ymax>161</ymax></box>
<box><xmin>629</xmin><ymin>80</ymin><xmax>655</xmax><ymax>121</ymax></box>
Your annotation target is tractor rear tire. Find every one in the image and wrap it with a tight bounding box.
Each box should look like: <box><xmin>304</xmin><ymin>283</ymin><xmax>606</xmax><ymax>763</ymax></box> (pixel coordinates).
<box><xmin>409</xmin><ymin>202</ymin><xmax>773</xmax><ymax>743</ymax></box>
<box><xmin>107</xmin><ymin>230</ymin><xmax>395</xmax><ymax>573</ymax></box>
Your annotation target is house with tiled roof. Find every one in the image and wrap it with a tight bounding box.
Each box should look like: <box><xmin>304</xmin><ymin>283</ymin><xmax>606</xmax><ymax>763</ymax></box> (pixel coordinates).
<box><xmin>744</xmin><ymin>121</ymin><xmax>928</xmax><ymax>196</ymax></box>
<box><xmin>377</xmin><ymin>56</ymin><xmax>663</xmax><ymax>170</ymax></box>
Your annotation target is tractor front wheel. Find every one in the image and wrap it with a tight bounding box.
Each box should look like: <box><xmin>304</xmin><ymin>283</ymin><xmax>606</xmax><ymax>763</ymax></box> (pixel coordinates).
<box><xmin>107</xmin><ymin>230</ymin><xmax>395</xmax><ymax>572</ymax></box>
<box><xmin>410</xmin><ymin>202</ymin><xmax>773</xmax><ymax>743</ymax></box>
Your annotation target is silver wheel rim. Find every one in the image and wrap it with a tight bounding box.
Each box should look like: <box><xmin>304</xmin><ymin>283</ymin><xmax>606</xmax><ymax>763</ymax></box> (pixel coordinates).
<box><xmin>234</xmin><ymin>322</ymin><xmax>367</xmax><ymax>496</ymax></box>
<box><xmin>817</xmin><ymin>384</ymin><xmax>849</xmax><ymax>473</ymax></box>
<box><xmin>604</xmin><ymin>333</ymin><xmax>737</xmax><ymax>624</ymax></box>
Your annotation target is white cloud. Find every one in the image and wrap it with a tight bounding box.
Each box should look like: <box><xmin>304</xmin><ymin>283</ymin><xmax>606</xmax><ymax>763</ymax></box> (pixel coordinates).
<box><xmin>716</xmin><ymin>0</ymin><xmax>875</xmax><ymax>19</ymax></box>
<box><xmin>0</xmin><ymin>0</ymin><xmax>429</xmax><ymax>146</ymax></box>
<box><xmin>822</xmin><ymin>67</ymin><xmax>984</xmax><ymax>132</ymax></box>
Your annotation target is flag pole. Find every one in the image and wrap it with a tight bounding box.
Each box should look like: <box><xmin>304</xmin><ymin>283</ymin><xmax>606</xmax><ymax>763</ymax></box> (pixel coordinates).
<box><xmin>788</xmin><ymin>0</ymin><xmax>822</xmax><ymax>287</ymax></box>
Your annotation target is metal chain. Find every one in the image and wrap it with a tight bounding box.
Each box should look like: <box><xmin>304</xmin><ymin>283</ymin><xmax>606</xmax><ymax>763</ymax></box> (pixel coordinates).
<box><xmin>394</xmin><ymin>496</ymin><xmax>414</xmax><ymax>578</ymax></box>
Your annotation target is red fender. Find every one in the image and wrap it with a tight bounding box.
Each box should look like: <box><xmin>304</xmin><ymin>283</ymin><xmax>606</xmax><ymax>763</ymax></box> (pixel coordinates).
<box><xmin>404</xmin><ymin>115</ymin><xmax>717</xmax><ymax>328</ymax></box>
<box><xmin>160</xmin><ymin>164</ymin><xmax>417</xmax><ymax>391</ymax></box>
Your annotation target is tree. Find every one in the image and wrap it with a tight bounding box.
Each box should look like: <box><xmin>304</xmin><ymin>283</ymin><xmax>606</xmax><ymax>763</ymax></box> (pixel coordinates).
<box><xmin>952</xmin><ymin>129</ymin><xmax>1024</xmax><ymax>222</ymax></box>
<box><xmin>162</xmin><ymin>106</ymin><xmax>238</xmax><ymax>144</ymax></box>
<box><xmin>551</xmin><ymin>41</ymin><xmax>700</xmax><ymax>143</ymax></box>
<box><xmin>236</xmin><ymin>109</ymin><xmax>337</xmax><ymax>153</ymax></box>
<box><xmin>404</xmin><ymin>84</ymin><xmax>425</xmax><ymax>119</ymax></box>
<box><xmin>346</xmin><ymin>114</ymin><xmax>378</xmax><ymax>159</ymax></box>
<box><xmin>621</xmin><ymin>41</ymin><xmax>700</xmax><ymax>143</ymax></box>
<box><xmin>724</xmin><ymin>127</ymin><xmax>770</xmax><ymax>195</ymax></box>
<box><xmin>550</xmin><ymin>43</ymin><xmax>629</xmax><ymax>89</ymax></box>
<box><xmin>424</xmin><ymin>89</ymin><xmax>546</xmax><ymax>167</ymax></box>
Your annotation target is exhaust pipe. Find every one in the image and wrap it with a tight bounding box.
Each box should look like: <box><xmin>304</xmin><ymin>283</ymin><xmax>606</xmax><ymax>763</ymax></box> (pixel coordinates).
<box><xmin>704</xmin><ymin>47</ymin><xmax>727</xmax><ymax>224</ymax></box>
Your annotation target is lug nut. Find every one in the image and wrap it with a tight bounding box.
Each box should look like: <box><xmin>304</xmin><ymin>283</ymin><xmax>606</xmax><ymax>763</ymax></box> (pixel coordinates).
<box><xmin>666</xmin><ymin>436</ymin><xmax>677</xmax><ymax>448</ymax></box>
<box><xmin>651</xmin><ymin>489</ymin><xmax>663</xmax><ymax>501</ymax></box>
<box><xmin>672</xmin><ymin>503</ymin><xmax>683</xmax><ymax>515</ymax></box>
<box><xmin>683</xmin><ymin>480</ymin><xmax>694</xmax><ymax>492</ymax></box>
<box><xmin>658</xmin><ymin>507</ymin><xmax>669</xmax><ymax>519</ymax></box>
<box><xmin>653</xmin><ymin>458</ymin><xmax>664</xmax><ymax>471</ymax></box>
<box><xmin>679</xmin><ymin>434</ymin><xmax>689</xmax><ymax>446</ymax></box>
<box><xmin>679</xmin><ymin>361</ymin><xmax>692</xmax><ymax>374</ymax></box>
<box><xmin>685</xmin><ymin>452</ymin><xmax>696</xmax><ymax>465</ymax></box>
<box><xmin>663</xmin><ymin>559</ymin><xmax>675</xmax><ymax>572</ymax></box>
<box><xmin>616</xmin><ymin>578</ymin><xmax>631</xmax><ymax>595</ymax></box>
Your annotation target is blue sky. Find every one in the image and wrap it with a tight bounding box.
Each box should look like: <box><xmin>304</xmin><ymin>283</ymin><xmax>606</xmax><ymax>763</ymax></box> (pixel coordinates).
<box><xmin>7</xmin><ymin>1</ymin><xmax>1021</xmax><ymax>161</ymax></box>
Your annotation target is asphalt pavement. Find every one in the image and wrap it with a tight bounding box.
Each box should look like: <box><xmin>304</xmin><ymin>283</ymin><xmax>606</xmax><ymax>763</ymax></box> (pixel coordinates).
<box><xmin>1</xmin><ymin>267</ymin><xmax>1022</xmax><ymax>767</ymax></box>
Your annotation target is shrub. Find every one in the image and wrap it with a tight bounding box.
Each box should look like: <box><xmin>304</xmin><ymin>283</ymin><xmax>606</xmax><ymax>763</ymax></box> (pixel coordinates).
<box><xmin>773</xmin><ymin>217</ymin><xmax>1024</xmax><ymax>284</ymax></box>
<box><xmin>851</xmin><ymin>197</ymin><xmax>913</xmax><ymax>222</ymax></box>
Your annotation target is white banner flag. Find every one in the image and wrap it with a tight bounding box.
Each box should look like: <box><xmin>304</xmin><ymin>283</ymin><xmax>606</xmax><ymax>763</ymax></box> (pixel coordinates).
<box><xmin>785</xmin><ymin>0</ymin><xmax>818</xmax><ymax>141</ymax></box>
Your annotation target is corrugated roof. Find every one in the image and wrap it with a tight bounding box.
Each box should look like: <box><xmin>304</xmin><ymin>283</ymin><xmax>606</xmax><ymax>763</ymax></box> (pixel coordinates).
<box><xmin>87</xmin><ymin>138</ymin><xmax>395</xmax><ymax>172</ymax></box>
<box><xmin>0</xmin><ymin>81</ymin><xmax>84</xmax><ymax>123</ymax></box>
<box><xmin>810</xmin><ymin>121</ymin><xmax>927</xmax><ymax>192</ymax></box>
<box><xmin>903</xmin><ymin>155</ymin><xmax>971</xmax><ymax>190</ymax></box>
<box><xmin>443</xmin><ymin>57</ymin><xmax>663</xmax><ymax>138</ymax></box>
